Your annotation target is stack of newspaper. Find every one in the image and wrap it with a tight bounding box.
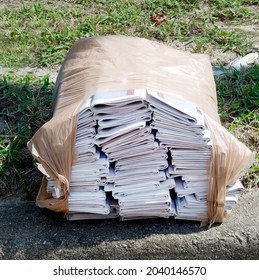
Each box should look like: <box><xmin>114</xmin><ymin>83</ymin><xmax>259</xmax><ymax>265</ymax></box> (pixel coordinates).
<box><xmin>91</xmin><ymin>89</ymin><xmax>175</xmax><ymax>220</ymax></box>
<box><xmin>47</xmin><ymin>89</ymin><xmax>244</xmax><ymax>222</ymax></box>
<box><xmin>173</xmin><ymin>180</ymin><xmax>244</xmax><ymax>221</ymax></box>
<box><xmin>225</xmin><ymin>180</ymin><xmax>244</xmax><ymax>212</ymax></box>
<box><xmin>67</xmin><ymin>99</ymin><xmax>112</xmax><ymax>217</ymax></box>
<box><xmin>146</xmin><ymin>90</ymin><xmax>212</xmax><ymax>220</ymax></box>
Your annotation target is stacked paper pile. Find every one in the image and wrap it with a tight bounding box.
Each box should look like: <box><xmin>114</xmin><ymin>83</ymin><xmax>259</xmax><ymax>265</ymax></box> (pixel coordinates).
<box><xmin>66</xmin><ymin>110</ymin><xmax>119</xmax><ymax>221</ymax></box>
<box><xmin>47</xmin><ymin>99</ymin><xmax>112</xmax><ymax>221</ymax></box>
<box><xmin>47</xmin><ymin>89</ymin><xmax>244</xmax><ymax>222</ymax></box>
<box><xmin>225</xmin><ymin>180</ymin><xmax>244</xmax><ymax>212</ymax></box>
<box><xmin>47</xmin><ymin>177</ymin><xmax>63</xmax><ymax>199</ymax></box>
<box><xmin>146</xmin><ymin>91</ymin><xmax>212</xmax><ymax>221</ymax></box>
<box><xmin>172</xmin><ymin>180</ymin><xmax>244</xmax><ymax>221</ymax></box>
<box><xmin>91</xmin><ymin>89</ymin><xmax>175</xmax><ymax>220</ymax></box>
<box><xmin>67</xmin><ymin>99</ymin><xmax>112</xmax><ymax>217</ymax></box>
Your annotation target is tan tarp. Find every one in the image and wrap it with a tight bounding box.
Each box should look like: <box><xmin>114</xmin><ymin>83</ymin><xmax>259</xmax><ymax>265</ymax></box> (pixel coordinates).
<box><xmin>27</xmin><ymin>35</ymin><xmax>254</xmax><ymax>223</ymax></box>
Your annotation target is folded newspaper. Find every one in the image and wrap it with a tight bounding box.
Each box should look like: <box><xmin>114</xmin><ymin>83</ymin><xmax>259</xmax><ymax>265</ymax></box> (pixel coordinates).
<box><xmin>28</xmin><ymin>35</ymin><xmax>254</xmax><ymax>224</ymax></box>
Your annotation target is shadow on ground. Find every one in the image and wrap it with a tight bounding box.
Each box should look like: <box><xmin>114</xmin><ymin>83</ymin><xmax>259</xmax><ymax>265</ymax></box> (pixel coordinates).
<box><xmin>0</xmin><ymin>189</ymin><xmax>258</xmax><ymax>260</ymax></box>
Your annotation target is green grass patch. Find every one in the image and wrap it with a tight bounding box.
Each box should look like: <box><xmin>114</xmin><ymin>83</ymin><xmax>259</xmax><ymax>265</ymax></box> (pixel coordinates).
<box><xmin>216</xmin><ymin>65</ymin><xmax>259</xmax><ymax>121</ymax></box>
<box><xmin>0</xmin><ymin>73</ymin><xmax>53</xmax><ymax>197</ymax></box>
<box><xmin>216</xmin><ymin>65</ymin><xmax>259</xmax><ymax>188</ymax></box>
<box><xmin>0</xmin><ymin>0</ymin><xmax>258</xmax><ymax>67</ymax></box>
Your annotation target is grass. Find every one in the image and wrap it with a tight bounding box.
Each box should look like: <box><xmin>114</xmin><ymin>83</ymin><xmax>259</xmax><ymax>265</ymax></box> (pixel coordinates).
<box><xmin>216</xmin><ymin>65</ymin><xmax>259</xmax><ymax>188</ymax></box>
<box><xmin>0</xmin><ymin>73</ymin><xmax>53</xmax><ymax>198</ymax></box>
<box><xmin>0</xmin><ymin>0</ymin><xmax>258</xmax><ymax>197</ymax></box>
<box><xmin>217</xmin><ymin>65</ymin><xmax>259</xmax><ymax>121</ymax></box>
<box><xmin>0</xmin><ymin>0</ymin><xmax>258</xmax><ymax>67</ymax></box>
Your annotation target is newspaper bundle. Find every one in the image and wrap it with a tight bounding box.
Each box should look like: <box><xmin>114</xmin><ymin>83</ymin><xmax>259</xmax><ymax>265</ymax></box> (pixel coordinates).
<box><xmin>48</xmin><ymin>89</ymin><xmax>245</xmax><ymax>221</ymax></box>
<box><xmin>28</xmin><ymin>36</ymin><xmax>254</xmax><ymax>224</ymax></box>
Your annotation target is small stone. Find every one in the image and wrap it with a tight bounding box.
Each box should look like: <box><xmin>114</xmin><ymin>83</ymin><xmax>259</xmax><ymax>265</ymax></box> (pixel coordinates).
<box><xmin>235</xmin><ymin>233</ymin><xmax>244</xmax><ymax>244</ymax></box>
<box><xmin>192</xmin><ymin>239</ymin><xmax>199</xmax><ymax>247</ymax></box>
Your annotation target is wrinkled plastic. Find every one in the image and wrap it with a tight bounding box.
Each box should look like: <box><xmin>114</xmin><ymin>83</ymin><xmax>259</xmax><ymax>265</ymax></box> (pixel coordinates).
<box><xmin>27</xmin><ymin>35</ymin><xmax>254</xmax><ymax>223</ymax></box>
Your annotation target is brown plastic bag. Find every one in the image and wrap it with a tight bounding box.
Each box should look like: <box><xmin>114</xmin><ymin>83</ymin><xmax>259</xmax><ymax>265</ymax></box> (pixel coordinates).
<box><xmin>27</xmin><ymin>35</ymin><xmax>254</xmax><ymax>223</ymax></box>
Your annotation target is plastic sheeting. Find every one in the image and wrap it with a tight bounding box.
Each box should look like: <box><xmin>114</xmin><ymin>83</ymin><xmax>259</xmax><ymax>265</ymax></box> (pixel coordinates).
<box><xmin>27</xmin><ymin>35</ymin><xmax>254</xmax><ymax>224</ymax></box>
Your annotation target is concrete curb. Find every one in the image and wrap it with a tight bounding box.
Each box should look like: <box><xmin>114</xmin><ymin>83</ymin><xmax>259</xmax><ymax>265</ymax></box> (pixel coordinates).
<box><xmin>0</xmin><ymin>188</ymin><xmax>258</xmax><ymax>260</ymax></box>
